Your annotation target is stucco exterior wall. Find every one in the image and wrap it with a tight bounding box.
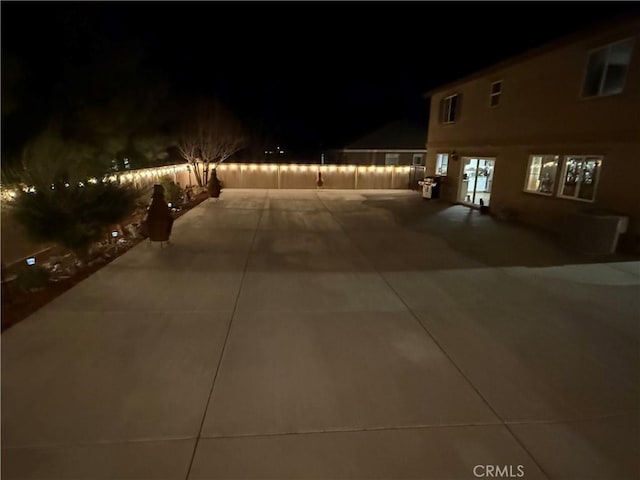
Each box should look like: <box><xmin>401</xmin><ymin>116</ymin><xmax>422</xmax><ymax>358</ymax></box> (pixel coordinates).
<box><xmin>426</xmin><ymin>19</ymin><xmax>640</xmax><ymax>240</ymax></box>
<box><xmin>215</xmin><ymin>164</ymin><xmax>412</xmax><ymax>190</ymax></box>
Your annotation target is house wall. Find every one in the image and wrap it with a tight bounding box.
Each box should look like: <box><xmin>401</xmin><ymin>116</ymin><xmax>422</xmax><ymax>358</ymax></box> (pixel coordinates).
<box><xmin>426</xmin><ymin>19</ymin><xmax>640</xmax><ymax>240</ymax></box>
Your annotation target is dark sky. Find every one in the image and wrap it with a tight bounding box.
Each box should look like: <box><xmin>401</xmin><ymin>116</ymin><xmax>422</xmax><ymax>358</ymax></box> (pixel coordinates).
<box><xmin>2</xmin><ymin>1</ymin><xmax>639</xmax><ymax>157</ymax></box>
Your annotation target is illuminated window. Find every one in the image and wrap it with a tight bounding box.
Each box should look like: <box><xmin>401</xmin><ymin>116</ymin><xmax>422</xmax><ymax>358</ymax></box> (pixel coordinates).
<box><xmin>490</xmin><ymin>81</ymin><xmax>502</xmax><ymax>107</ymax></box>
<box><xmin>436</xmin><ymin>153</ymin><xmax>449</xmax><ymax>176</ymax></box>
<box><xmin>582</xmin><ymin>38</ymin><xmax>633</xmax><ymax>97</ymax></box>
<box><xmin>384</xmin><ymin>153</ymin><xmax>399</xmax><ymax>165</ymax></box>
<box><xmin>559</xmin><ymin>156</ymin><xmax>602</xmax><ymax>202</ymax></box>
<box><xmin>524</xmin><ymin>155</ymin><xmax>559</xmax><ymax>195</ymax></box>
<box><xmin>440</xmin><ymin>94</ymin><xmax>459</xmax><ymax>123</ymax></box>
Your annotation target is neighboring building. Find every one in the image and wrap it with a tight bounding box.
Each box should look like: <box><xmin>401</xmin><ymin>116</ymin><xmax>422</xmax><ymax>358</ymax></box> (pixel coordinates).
<box><xmin>424</xmin><ymin>15</ymin><xmax>640</xmax><ymax>250</ymax></box>
<box><xmin>329</xmin><ymin>119</ymin><xmax>427</xmax><ymax>166</ymax></box>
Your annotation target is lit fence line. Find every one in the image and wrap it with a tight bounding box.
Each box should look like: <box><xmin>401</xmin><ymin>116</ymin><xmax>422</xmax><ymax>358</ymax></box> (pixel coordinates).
<box><xmin>113</xmin><ymin>163</ymin><xmax>413</xmax><ymax>190</ymax></box>
<box><xmin>213</xmin><ymin>163</ymin><xmax>413</xmax><ymax>190</ymax></box>
<box><xmin>0</xmin><ymin>163</ymin><xmax>416</xmax><ymax>199</ymax></box>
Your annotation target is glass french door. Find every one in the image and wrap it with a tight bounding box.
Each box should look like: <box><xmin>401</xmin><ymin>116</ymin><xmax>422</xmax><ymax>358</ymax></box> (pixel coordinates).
<box><xmin>459</xmin><ymin>157</ymin><xmax>495</xmax><ymax>206</ymax></box>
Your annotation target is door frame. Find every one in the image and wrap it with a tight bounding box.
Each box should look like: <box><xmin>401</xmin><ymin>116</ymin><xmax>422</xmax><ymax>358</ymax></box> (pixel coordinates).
<box><xmin>458</xmin><ymin>156</ymin><xmax>496</xmax><ymax>206</ymax></box>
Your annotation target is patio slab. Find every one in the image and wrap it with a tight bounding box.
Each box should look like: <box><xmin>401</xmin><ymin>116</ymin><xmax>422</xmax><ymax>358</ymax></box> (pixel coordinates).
<box><xmin>509</xmin><ymin>412</ymin><xmax>639</xmax><ymax>479</ymax></box>
<box><xmin>248</xmin><ymin>230</ymin><xmax>372</xmax><ymax>273</ymax></box>
<box><xmin>385</xmin><ymin>267</ymin><xmax>639</xmax><ymax>421</ymax></box>
<box><xmin>1</xmin><ymin>440</ymin><xmax>195</xmax><ymax>480</ymax></box>
<box><xmin>190</xmin><ymin>426</ymin><xmax>546</xmax><ymax>479</ymax></box>
<box><xmin>2</xmin><ymin>189</ymin><xmax>637</xmax><ymax>479</ymax></box>
<box><xmin>43</xmin><ymin>268</ymin><xmax>244</xmax><ymax>312</ymax></box>
<box><xmin>236</xmin><ymin>272</ymin><xmax>406</xmax><ymax>314</ymax></box>
<box><xmin>202</xmin><ymin>310</ymin><xmax>498</xmax><ymax>438</ymax></box>
<box><xmin>2</xmin><ymin>311</ymin><xmax>230</xmax><ymax>447</ymax></box>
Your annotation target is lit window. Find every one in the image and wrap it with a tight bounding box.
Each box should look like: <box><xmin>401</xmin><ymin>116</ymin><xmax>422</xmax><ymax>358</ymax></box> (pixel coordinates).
<box><xmin>558</xmin><ymin>156</ymin><xmax>603</xmax><ymax>202</ymax></box>
<box><xmin>490</xmin><ymin>81</ymin><xmax>502</xmax><ymax>107</ymax></box>
<box><xmin>524</xmin><ymin>155</ymin><xmax>559</xmax><ymax>195</ymax></box>
<box><xmin>384</xmin><ymin>153</ymin><xmax>399</xmax><ymax>165</ymax></box>
<box><xmin>436</xmin><ymin>153</ymin><xmax>449</xmax><ymax>176</ymax></box>
<box><xmin>440</xmin><ymin>94</ymin><xmax>459</xmax><ymax>123</ymax></box>
<box><xmin>582</xmin><ymin>38</ymin><xmax>633</xmax><ymax>97</ymax></box>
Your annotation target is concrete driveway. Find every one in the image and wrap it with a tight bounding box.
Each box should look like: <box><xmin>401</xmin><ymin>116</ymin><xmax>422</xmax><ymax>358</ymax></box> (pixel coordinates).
<box><xmin>2</xmin><ymin>189</ymin><xmax>638</xmax><ymax>479</ymax></box>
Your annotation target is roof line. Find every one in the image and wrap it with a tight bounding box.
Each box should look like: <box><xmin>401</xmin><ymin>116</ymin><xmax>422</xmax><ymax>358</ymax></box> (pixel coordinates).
<box><xmin>423</xmin><ymin>11</ymin><xmax>640</xmax><ymax>98</ymax></box>
<box><xmin>335</xmin><ymin>149</ymin><xmax>427</xmax><ymax>153</ymax></box>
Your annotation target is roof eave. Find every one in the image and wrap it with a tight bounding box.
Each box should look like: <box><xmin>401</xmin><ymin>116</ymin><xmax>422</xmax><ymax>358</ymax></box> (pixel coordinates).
<box><xmin>422</xmin><ymin>12</ymin><xmax>640</xmax><ymax>98</ymax></box>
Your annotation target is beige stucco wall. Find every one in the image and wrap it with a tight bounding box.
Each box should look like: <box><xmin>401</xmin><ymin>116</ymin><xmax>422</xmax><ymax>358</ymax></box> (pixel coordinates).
<box><xmin>215</xmin><ymin>164</ymin><xmax>412</xmax><ymax>190</ymax></box>
<box><xmin>426</xmin><ymin>19</ymin><xmax>640</xmax><ymax>237</ymax></box>
<box><xmin>107</xmin><ymin>163</ymin><xmax>412</xmax><ymax>190</ymax></box>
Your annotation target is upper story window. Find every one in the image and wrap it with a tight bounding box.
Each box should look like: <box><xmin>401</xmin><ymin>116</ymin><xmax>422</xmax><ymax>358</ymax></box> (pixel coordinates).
<box><xmin>490</xmin><ymin>81</ymin><xmax>502</xmax><ymax>107</ymax></box>
<box><xmin>582</xmin><ymin>38</ymin><xmax>634</xmax><ymax>97</ymax></box>
<box><xmin>440</xmin><ymin>94</ymin><xmax>459</xmax><ymax>123</ymax></box>
<box><xmin>436</xmin><ymin>153</ymin><xmax>449</xmax><ymax>176</ymax></box>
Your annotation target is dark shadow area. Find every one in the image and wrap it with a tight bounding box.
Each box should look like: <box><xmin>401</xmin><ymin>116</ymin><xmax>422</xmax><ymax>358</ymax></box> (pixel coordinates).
<box><xmin>355</xmin><ymin>192</ymin><xmax>639</xmax><ymax>270</ymax></box>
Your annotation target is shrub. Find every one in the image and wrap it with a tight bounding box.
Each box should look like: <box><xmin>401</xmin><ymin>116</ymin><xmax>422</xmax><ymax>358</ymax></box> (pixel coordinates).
<box><xmin>13</xmin><ymin>265</ymin><xmax>50</xmax><ymax>293</ymax></box>
<box><xmin>8</xmin><ymin>181</ymin><xmax>138</xmax><ymax>261</ymax></box>
<box><xmin>159</xmin><ymin>176</ymin><xmax>184</xmax><ymax>205</ymax></box>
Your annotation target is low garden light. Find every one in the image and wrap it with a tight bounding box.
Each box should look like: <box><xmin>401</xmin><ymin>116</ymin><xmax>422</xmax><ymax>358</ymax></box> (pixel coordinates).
<box><xmin>26</xmin><ymin>257</ymin><xmax>36</xmax><ymax>266</ymax></box>
<box><xmin>111</xmin><ymin>231</ymin><xmax>119</xmax><ymax>238</ymax></box>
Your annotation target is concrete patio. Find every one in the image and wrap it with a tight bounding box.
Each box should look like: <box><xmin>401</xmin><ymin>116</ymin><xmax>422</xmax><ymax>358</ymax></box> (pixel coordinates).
<box><xmin>2</xmin><ymin>189</ymin><xmax>638</xmax><ymax>479</ymax></box>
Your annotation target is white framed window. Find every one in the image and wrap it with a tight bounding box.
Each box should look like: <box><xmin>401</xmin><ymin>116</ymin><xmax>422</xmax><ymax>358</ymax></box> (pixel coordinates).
<box><xmin>384</xmin><ymin>153</ymin><xmax>400</xmax><ymax>165</ymax></box>
<box><xmin>558</xmin><ymin>155</ymin><xmax>603</xmax><ymax>202</ymax></box>
<box><xmin>412</xmin><ymin>154</ymin><xmax>424</xmax><ymax>166</ymax></box>
<box><xmin>440</xmin><ymin>94</ymin><xmax>459</xmax><ymax>123</ymax></box>
<box><xmin>524</xmin><ymin>155</ymin><xmax>559</xmax><ymax>195</ymax></box>
<box><xmin>490</xmin><ymin>81</ymin><xmax>502</xmax><ymax>107</ymax></box>
<box><xmin>582</xmin><ymin>38</ymin><xmax>633</xmax><ymax>97</ymax></box>
<box><xmin>436</xmin><ymin>153</ymin><xmax>449</xmax><ymax>176</ymax></box>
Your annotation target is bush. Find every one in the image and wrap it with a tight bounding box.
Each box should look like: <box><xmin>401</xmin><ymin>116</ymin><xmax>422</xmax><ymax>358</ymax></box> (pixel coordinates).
<box><xmin>13</xmin><ymin>265</ymin><xmax>50</xmax><ymax>293</ymax></box>
<box><xmin>159</xmin><ymin>176</ymin><xmax>184</xmax><ymax>205</ymax></box>
<box><xmin>8</xmin><ymin>181</ymin><xmax>138</xmax><ymax>260</ymax></box>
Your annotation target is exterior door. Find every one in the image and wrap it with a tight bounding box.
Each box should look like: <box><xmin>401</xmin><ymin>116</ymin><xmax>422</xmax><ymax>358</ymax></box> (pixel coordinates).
<box><xmin>459</xmin><ymin>157</ymin><xmax>495</xmax><ymax>206</ymax></box>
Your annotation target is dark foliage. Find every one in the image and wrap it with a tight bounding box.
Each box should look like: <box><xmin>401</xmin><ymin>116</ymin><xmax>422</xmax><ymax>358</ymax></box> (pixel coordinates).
<box><xmin>9</xmin><ymin>181</ymin><xmax>138</xmax><ymax>257</ymax></box>
<box><xmin>159</xmin><ymin>175</ymin><xmax>184</xmax><ymax>205</ymax></box>
<box><xmin>13</xmin><ymin>265</ymin><xmax>50</xmax><ymax>293</ymax></box>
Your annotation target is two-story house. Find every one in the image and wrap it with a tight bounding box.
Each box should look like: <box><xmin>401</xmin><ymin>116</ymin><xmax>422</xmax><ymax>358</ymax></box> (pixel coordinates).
<box><xmin>424</xmin><ymin>15</ymin><xmax>640</xmax><ymax>252</ymax></box>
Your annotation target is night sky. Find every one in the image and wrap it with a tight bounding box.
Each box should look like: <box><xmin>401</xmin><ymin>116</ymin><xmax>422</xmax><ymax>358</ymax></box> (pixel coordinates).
<box><xmin>2</xmin><ymin>1</ymin><xmax>638</xmax><ymax>161</ymax></box>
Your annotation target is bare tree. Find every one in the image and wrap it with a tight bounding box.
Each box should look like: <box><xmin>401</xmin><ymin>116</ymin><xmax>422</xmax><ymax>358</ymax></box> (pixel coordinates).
<box><xmin>176</xmin><ymin>124</ymin><xmax>204</xmax><ymax>187</ymax></box>
<box><xmin>177</xmin><ymin>100</ymin><xmax>246</xmax><ymax>187</ymax></box>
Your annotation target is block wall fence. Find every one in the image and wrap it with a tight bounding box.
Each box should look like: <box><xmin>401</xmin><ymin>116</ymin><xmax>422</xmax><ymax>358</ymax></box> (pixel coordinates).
<box><xmin>112</xmin><ymin>163</ymin><xmax>414</xmax><ymax>190</ymax></box>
